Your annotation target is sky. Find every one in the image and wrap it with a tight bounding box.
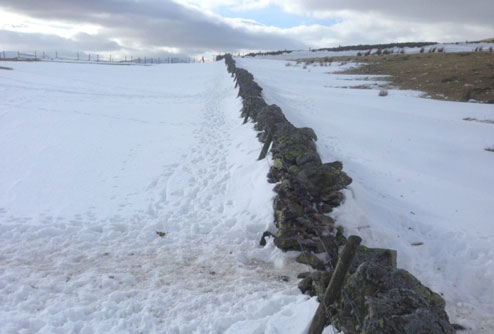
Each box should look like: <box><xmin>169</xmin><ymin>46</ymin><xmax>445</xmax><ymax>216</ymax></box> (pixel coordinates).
<box><xmin>0</xmin><ymin>0</ymin><xmax>493</xmax><ymax>58</ymax></box>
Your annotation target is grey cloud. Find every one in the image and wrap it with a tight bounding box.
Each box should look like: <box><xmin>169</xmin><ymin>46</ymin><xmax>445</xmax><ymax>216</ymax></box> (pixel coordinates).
<box><xmin>0</xmin><ymin>30</ymin><xmax>121</xmax><ymax>52</ymax></box>
<box><xmin>0</xmin><ymin>0</ymin><xmax>304</xmax><ymax>53</ymax></box>
<box><xmin>293</xmin><ymin>0</ymin><xmax>494</xmax><ymax>26</ymax></box>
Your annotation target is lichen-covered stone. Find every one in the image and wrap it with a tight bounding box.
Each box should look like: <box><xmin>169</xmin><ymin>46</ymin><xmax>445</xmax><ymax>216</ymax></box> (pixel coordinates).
<box><xmin>255</xmin><ymin>104</ymin><xmax>287</xmax><ymax>133</ymax></box>
<box><xmin>295</xmin><ymin>162</ymin><xmax>352</xmax><ymax>199</ymax></box>
<box><xmin>223</xmin><ymin>54</ymin><xmax>455</xmax><ymax>334</ymax></box>
<box><xmin>296</xmin><ymin>151</ymin><xmax>322</xmax><ymax>166</ymax></box>
<box><xmin>296</xmin><ymin>251</ymin><xmax>325</xmax><ymax>270</ymax></box>
<box><xmin>297</xmin><ymin>270</ymin><xmax>333</xmax><ymax>297</ymax></box>
<box><xmin>320</xmin><ymin>191</ymin><xmax>344</xmax><ymax>207</ymax></box>
<box><xmin>332</xmin><ymin>263</ymin><xmax>455</xmax><ymax>334</ymax></box>
<box><xmin>320</xmin><ymin>203</ymin><xmax>332</xmax><ymax>213</ymax></box>
<box><xmin>311</xmin><ymin>270</ymin><xmax>333</xmax><ymax>299</ymax></box>
<box><xmin>298</xmin><ymin>276</ymin><xmax>313</xmax><ymax>294</ymax></box>
<box><xmin>271</xmin><ymin>123</ymin><xmax>318</xmax><ymax>165</ymax></box>
<box><xmin>274</xmin><ymin>233</ymin><xmax>319</xmax><ymax>252</ymax></box>
<box><xmin>241</xmin><ymin>96</ymin><xmax>268</xmax><ymax>120</ymax></box>
<box><xmin>314</xmin><ymin>235</ymin><xmax>339</xmax><ymax>259</ymax></box>
<box><xmin>299</xmin><ymin>127</ymin><xmax>318</xmax><ymax>141</ymax></box>
<box><xmin>348</xmin><ymin>246</ymin><xmax>397</xmax><ymax>274</ymax></box>
<box><xmin>364</xmin><ymin>289</ymin><xmax>455</xmax><ymax>334</ymax></box>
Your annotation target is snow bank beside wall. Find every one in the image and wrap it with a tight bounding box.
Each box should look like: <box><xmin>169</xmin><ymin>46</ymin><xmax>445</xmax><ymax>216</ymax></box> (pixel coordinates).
<box><xmin>0</xmin><ymin>60</ymin><xmax>322</xmax><ymax>334</ymax></box>
<box><xmin>222</xmin><ymin>54</ymin><xmax>457</xmax><ymax>334</ymax></box>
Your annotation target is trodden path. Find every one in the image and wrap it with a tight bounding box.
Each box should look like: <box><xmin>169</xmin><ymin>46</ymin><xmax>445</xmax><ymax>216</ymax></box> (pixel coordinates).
<box><xmin>0</xmin><ymin>61</ymin><xmax>317</xmax><ymax>334</ymax></box>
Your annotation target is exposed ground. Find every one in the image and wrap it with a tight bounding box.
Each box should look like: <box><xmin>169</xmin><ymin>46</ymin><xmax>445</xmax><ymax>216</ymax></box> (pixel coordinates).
<box><xmin>301</xmin><ymin>52</ymin><xmax>494</xmax><ymax>103</ymax></box>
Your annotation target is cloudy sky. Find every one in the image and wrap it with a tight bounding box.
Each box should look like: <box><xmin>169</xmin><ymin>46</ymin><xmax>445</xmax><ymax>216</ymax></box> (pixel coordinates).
<box><xmin>0</xmin><ymin>0</ymin><xmax>492</xmax><ymax>57</ymax></box>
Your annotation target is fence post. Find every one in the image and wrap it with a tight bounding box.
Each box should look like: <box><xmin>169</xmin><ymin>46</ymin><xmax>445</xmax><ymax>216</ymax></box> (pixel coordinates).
<box><xmin>308</xmin><ymin>235</ymin><xmax>362</xmax><ymax>334</ymax></box>
<box><xmin>257</xmin><ymin>132</ymin><xmax>273</xmax><ymax>160</ymax></box>
<box><xmin>243</xmin><ymin>109</ymin><xmax>250</xmax><ymax>124</ymax></box>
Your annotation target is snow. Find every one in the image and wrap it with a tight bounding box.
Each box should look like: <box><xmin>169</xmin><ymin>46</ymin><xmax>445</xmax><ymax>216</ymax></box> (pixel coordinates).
<box><xmin>247</xmin><ymin>42</ymin><xmax>494</xmax><ymax>60</ymax></box>
<box><xmin>237</xmin><ymin>57</ymin><xmax>494</xmax><ymax>333</ymax></box>
<box><xmin>0</xmin><ymin>61</ymin><xmax>321</xmax><ymax>333</ymax></box>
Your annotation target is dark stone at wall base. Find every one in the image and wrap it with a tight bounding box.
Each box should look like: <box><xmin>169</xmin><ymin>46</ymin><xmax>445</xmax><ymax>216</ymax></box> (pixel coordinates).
<box><xmin>296</xmin><ymin>252</ymin><xmax>325</xmax><ymax>270</ymax></box>
<box><xmin>332</xmin><ymin>263</ymin><xmax>456</xmax><ymax>334</ymax></box>
<box><xmin>296</xmin><ymin>151</ymin><xmax>322</xmax><ymax>167</ymax></box>
<box><xmin>295</xmin><ymin>163</ymin><xmax>352</xmax><ymax>200</ymax></box>
<box><xmin>297</xmin><ymin>270</ymin><xmax>334</xmax><ymax>298</ymax></box>
<box><xmin>221</xmin><ymin>54</ymin><xmax>456</xmax><ymax>334</ymax></box>
<box><xmin>349</xmin><ymin>246</ymin><xmax>398</xmax><ymax>274</ymax></box>
<box><xmin>298</xmin><ymin>276</ymin><xmax>313</xmax><ymax>294</ymax></box>
<box><xmin>259</xmin><ymin>231</ymin><xmax>275</xmax><ymax>246</ymax></box>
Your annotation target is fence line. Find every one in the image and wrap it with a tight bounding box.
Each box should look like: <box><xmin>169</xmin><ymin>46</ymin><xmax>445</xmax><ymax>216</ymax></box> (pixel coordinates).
<box><xmin>0</xmin><ymin>51</ymin><xmax>204</xmax><ymax>64</ymax></box>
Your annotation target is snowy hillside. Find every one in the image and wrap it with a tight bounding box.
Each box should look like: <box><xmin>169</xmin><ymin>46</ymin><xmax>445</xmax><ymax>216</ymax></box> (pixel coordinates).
<box><xmin>246</xmin><ymin>42</ymin><xmax>494</xmax><ymax>60</ymax></box>
<box><xmin>237</xmin><ymin>57</ymin><xmax>494</xmax><ymax>333</ymax></box>
<box><xmin>0</xmin><ymin>61</ymin><xmax>319</xmax><ymax>333</ymax></box>
<box><xmin>1</xmin><ymin>54</ymin><xmax>493</xmax><ymax>333</ymax></box>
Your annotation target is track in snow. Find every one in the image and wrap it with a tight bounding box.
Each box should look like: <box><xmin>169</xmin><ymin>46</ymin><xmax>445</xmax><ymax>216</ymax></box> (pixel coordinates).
<box><xmin>0</xmin><ymin>61</ymin><xmax>318</xmax><ymax>334</ymax></box>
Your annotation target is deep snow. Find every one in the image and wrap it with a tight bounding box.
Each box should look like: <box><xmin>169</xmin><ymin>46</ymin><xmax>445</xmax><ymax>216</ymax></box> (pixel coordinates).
<box><xmin>237</xmin><ymin>57</ymin><xmax>494</xmax><ymax>333</ymax></box>
<box><xmin>0</xmin><ymin>61</ymin><xmax>321</xmax><ymax>333</ymax></box>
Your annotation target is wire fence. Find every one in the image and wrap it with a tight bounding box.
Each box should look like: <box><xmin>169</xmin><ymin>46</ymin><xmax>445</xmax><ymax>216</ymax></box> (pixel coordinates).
<box><xmin>0</xmin><ymin>51</ymin><xmax>205</xmax><ymax>65</ymax></box>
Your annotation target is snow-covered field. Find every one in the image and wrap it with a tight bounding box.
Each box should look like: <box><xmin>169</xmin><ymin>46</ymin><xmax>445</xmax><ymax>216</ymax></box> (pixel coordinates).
<box><xmin>0</xmin><ymin>61</ymin><xmax>320</xmax><ymax>333</ymax></box>
<box><xmin>2</xmin><ymin>54</ymin><xmax>493</xmax><ymax>334</ymax></box>
<box><xmin>249</xmin><ymin>42</ymin><xmax>494</xmax><ymax>60</ymax></box>
<box><xmin>237</xmin><ymin>57</ymin><xmax>494</xmax><ymax>332</ymax></box>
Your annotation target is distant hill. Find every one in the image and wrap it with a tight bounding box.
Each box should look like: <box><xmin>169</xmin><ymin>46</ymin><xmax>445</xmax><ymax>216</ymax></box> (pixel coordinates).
<box><xmin>310</xmin><ymin>42</ymin><xmax>436</xmax><ymax>52</ymax></box>
<box><xmin>244</xmin><ymin>42</ymin><xmax>436</xmax><ymax>57</ymax></box>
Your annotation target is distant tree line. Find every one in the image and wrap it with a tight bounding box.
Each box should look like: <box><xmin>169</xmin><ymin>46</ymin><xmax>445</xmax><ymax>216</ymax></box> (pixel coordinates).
<box><xmin>243</xmin><ymin>50</ymin><xmax>294</xmax><ymax>57</ymax></box>
<box><xmin>311</xmin><ymin>42</ymin><xmax>437</xmax><ymax>52</ymax></box>
<box><xmin>242</xmin><ymin>42</ymin><xmax>438</xmax><ymax>58</ymax></box>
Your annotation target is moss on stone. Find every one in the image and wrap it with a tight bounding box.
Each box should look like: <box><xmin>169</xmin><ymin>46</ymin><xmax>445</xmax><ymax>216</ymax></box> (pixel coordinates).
<box><xmin>273</xmin><ymin>158</ymin><xmax>283</xmax><ymax>169</ymax></box>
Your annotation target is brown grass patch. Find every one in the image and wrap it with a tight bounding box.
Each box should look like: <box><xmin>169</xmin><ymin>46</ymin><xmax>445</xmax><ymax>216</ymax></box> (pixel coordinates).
<box><xmin>332</xmin><ymin>53</ymin><xmax>494</xmax><ymax>103</ymax></box>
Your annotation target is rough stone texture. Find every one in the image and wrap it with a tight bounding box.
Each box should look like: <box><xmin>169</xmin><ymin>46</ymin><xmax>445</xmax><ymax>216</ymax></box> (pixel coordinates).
<box><xmin>349</xmin><ymin>245</ymin><xmax>398</xmax><ymax>274</ymax></box>
<box><xmin>221</xmin><ymin>54</ymin><xmax>455</xmax><ymax>334</ymax></box>
<box><xmin>332</xmin><ymin>263</ymin><xmax>456</xmax><ymax>334</ymax></box>
<box><xmin>296</xmin><ymin>252</ymin><xmax>326</xmax><ymax>270</ymax></box>
<box><xmin>295</xmin><ymin>162</ymin><xmax>352</xmax><ymax>200</ymax></box>
<box><xmin>297</xmin><ymin>270</ymin><xmax>334</xmax><ymax>298</ymax></box>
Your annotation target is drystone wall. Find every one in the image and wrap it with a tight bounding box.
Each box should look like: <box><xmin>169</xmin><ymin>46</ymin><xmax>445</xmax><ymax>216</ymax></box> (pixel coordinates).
<box><xmin>221</xmin><ymin>54</ymin><xmax>456</xmax><ymax>334</ymax></box>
